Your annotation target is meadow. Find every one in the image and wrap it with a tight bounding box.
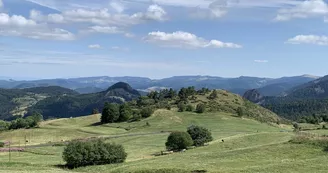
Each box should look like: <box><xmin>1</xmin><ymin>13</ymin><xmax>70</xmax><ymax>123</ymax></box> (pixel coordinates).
<box><xmin>0</xmin><ymin>110</ymin><xmax>327</xmax><ymax>173</ymax></box>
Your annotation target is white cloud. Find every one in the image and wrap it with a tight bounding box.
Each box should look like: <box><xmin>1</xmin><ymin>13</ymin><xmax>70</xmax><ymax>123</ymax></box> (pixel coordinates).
<box><xmin>85</xmin><ymin>26</ymin><xmax>123</xmax><ymax>34</ymax></box>
<box><xmin>254</xmin><ymin>60</ymin><xmax>268</xmax><ymax>63</ymax></box>
<box><xmin>0</xmin><ymin>0</ymin><xmax>3</xmax><ymax>8</ymax></box>
<box><xmin>29</xmin><ymin>4</ymin><xmax>167</xmax><ymax>26</ymax></box>
<box><xmin>89</xmin><ymin>44</ymin><xmax>102</xmax><ymax>49</ymax></box>
<box><xmin>124</xmin><ymin>33</ymin><xmax>135</xmax><ymax>38</ymax></box>
<box><xmin>0</xmin><ymin>13</ymin><xmax>36</xmax><ymax>26</ymax></box>
<box><xmin>111</xmin><ymin>46</ymin><xmax>129</xmax><ymax>51</ymax></box>
<box><xmin>110</xmin><ymin>1</ymin><xmax>125</xmax><ymax>13</ymax></box>
<box><xmin>286</xmin><ymin>35</ymin><xmax>328</xmax><ymax>45</ymax></box>
<box><xmin>274</xmin><ymin>0</ymin><xmax>328</xmax><ymax>21</ymax></box>
<box><xmin>0</xmin><ymin>13</ymin><xmax>75</xmax><ymax>41</ymax></box>
<box><xmin>145</xmin><ymin>4</ymin><xmax>167</xmax><ymax>21</ymax></box>
<box><xmin>144</xmin><ymin>31</ymin><xmax>242</xmax><ymax>49</ymax></box>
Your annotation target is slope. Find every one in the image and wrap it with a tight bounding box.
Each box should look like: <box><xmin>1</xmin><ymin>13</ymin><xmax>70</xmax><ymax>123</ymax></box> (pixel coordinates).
<box><xmin>0</xmin><ymin>109</ymin><xmax>322</xmax><ymax>173</ymax></box>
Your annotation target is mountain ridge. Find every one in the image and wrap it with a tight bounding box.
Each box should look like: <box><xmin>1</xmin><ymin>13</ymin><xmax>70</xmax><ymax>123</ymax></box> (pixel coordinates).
<box><xmin>0</xmin><ymin>75</ymin><xmax>319</xmax><ymax>96</ymax></box>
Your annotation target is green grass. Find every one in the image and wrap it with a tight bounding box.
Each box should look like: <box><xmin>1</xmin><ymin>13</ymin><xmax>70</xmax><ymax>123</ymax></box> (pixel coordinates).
<box><xmin>0</xmin><ymin>110</ymin><xmax>326</xmax><ymax>173</ymax></box>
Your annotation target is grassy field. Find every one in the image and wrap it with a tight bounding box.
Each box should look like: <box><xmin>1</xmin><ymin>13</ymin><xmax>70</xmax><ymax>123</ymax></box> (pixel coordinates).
<box><xmin>0</xmin><ymin>110</ymin><xmax>327</xmax><ymax>173</ymax></box>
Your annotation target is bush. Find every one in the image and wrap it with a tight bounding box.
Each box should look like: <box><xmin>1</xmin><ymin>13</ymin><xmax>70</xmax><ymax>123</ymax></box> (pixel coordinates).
<box><xmin>63</xmin><ymin>139</ymin><xmax>127</xmax><ymax>168</ymax></box>
<box><xmin>165</xmin><ymin>132</ymin><xmax>193</xmax><ymax>151</ymax></box>
<box><xmin>187</xmin><ymin>125</ymin><xmax>213</xmax><ymax>146</ymax></box>
<box><xmin>196</xmin><ymin>104</ymin><xmax>206</xmax><ymax>113</ymax></box>
<box><xmin>0</xmin><ymin>120</ymin><xmax>9</xmax><ymax>131</ymax></box>
<box><xmin>236</xmin><ymin>107</ymin><xmax>245</xmax><ymax>117</ymax></box>
<box><xmin>208</xmin><ymin>90</ymin><xmax>218</xmax><ymax>100</ymax></box>
<box><xmin>177</xmin><ymin>102</ymin><xmax>186</xmax><ymax>112</ymax></box>
<box><xmin>140</xmin><ymin>107</ymin><xmax>154</xmax><ymax>118</ymax></box>
<box><xmin>131</xmin><ymin>110</ymin><xmax>142</xmax><ymax>121</ymax></box>
<box><xmin>186</xmin><ymin>104</ymin><xmax>194</xmax><ymax>112</ymax></box>
<box><xmin>0</xmin><ymin>142</ymin><xmax>4</xmax><ymax>148</ymax></box>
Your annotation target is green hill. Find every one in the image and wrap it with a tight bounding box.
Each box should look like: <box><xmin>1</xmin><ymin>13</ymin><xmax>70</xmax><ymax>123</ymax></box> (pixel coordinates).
<box><xmin>0</xmin><ymin>108</ymin><xmax>325</xmax><ymax>173</ymax></box>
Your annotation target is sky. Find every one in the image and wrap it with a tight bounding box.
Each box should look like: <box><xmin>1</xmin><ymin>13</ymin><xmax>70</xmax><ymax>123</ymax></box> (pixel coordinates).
<box><xmin>1</xmin><ymin>0</ymin><xmax>328</xmax><ymax>79</ymax></box>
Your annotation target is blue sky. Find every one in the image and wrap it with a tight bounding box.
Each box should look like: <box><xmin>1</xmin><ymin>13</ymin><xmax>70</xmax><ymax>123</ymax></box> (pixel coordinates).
<box><xmin>0</xmin><ymin>0</ymin><xmax>328</xmax><ymax>79</ymax></box>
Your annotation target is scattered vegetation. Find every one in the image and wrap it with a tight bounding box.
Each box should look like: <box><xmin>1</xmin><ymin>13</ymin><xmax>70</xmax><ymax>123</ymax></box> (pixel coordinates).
<box><xmin>62</xmin><ymin>139</ymin><xmax>127</xmax><ymax>168</ymax></box>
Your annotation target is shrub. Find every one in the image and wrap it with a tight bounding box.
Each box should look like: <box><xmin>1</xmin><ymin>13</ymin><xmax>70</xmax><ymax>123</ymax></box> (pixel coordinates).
<box><xmin>186</xmin><ymin>104</ymin><xmax>194</xmax><ymax>112</ymax></box>
<box><xmin>177</xmin><ymin>102</ymin><xmax>186</xmax><ymax>112</ymax></box>
<box><xmin>140</xmin><ymin>107</ymin><xmax>154</xmax><ymax>118</ymax></box>
<box><xmin>0</xmin><ymin>142</ymin><xmax>4</xmax><ymax>148</ymax></box>
<box><xmin>0</xmin><ymin>120</ymin><xmax>9</xmax><ymax>131</ymax></box>
<box><xmin>92</xmin><ymin>109</ymin><xmax>99</xmax><ymax>114</ymax></box>
<box><xmin>165</xmin><ymin>132</ymin><xmax>193</xmax><ymax>151</ymax></box>
<box><xmin>208</xmin><ymin>90</ymin><xmax>218</xmax><ymax>100</ymax></box>
<box><xmin>187</xmin><ymin>125</ymin><xmax>213</xmax><ymax>146</ymax></box>
<box><xmin>196</xmin><ymin>104</ymin><xmax>206</xmax><ymax>113</ymax></box>
<box><xmin>236</xmin><ymin>107</ymin><xmax>245</xmax><ymax>117</ymax></box>
<box><xmin>63</xmin><ymin>139</ymin><xmax>127</xmax><ymax>168</ymax></box>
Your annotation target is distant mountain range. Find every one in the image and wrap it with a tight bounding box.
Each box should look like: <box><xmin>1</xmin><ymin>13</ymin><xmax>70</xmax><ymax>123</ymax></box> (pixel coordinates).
<box><xmin>243</xmin><ymin>75</ymin><xmax>328</xmax><ymax>120</ymax></box>
<box><xmin>0</xmin><ymin>82</ymin><xmax>141</xmax><ymax>120</ymax></box>
<box><xmin>0</xmin><ymin>75</ymin><xmax>319</xmax><ymax>96</ymax></box>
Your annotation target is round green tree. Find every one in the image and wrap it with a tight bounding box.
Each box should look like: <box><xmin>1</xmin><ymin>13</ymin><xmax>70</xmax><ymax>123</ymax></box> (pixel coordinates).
<box><xmin>101</xmin><ymin>103</ymin><xmax>120</xmax><ymax>123</ymax></box>
<box><xmin>196</xmin><ymin>103</ymin><xmax>206</xmax><ymax>113</ymax></box>
<box><xmin>187</xmin><ymin>125</ymin><xmax>213</xmax><ymax>146</ymax></box>
<box><xmin>165</xmin><ymin>131</ymin><xmax>193</xmax><ymax>151</ymax></box>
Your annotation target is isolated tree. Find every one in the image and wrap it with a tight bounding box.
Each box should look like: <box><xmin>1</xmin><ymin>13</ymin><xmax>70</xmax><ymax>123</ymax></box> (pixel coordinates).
<box><xmin>118</xmin><ymin>103</ymin><xmax>132</xmax><ymax>122</ymax></box>
<box><xmin>101</xmin><ymin>103</ymin><xmax>120</xmax><ymax>123</ymax></box>
<box><xmin>187</xmin><ymin>125</ymin><xmax>213</xmax><ymax>146</ymax></box>
<box><xmin>196</xmin><ymin>103</ymin><xmax>206</xmax><ymax>113</ymax></box>
<box><xmin>165</xmin><ymin>131</ymin><xmax>193</xmax><ymax>151</ymax></box>
<box><xmin>178</xmin><ymin>102</ymin><xmax>186</xmax><ymax>112</ymax></box>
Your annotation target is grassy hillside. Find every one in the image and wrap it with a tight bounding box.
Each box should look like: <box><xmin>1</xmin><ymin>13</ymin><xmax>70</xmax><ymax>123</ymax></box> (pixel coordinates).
<box><xmin>0</xmin><ymin>108</ymin><xmax>325</xmax><ymax>173</ymax></box>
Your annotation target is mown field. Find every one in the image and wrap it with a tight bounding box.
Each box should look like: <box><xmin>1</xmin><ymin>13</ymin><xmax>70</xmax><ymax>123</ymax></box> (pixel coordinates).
<box><xmin>0</xmin><ymin>110</ymin><xmax>328</xmax><ymax>173</ymax></box>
